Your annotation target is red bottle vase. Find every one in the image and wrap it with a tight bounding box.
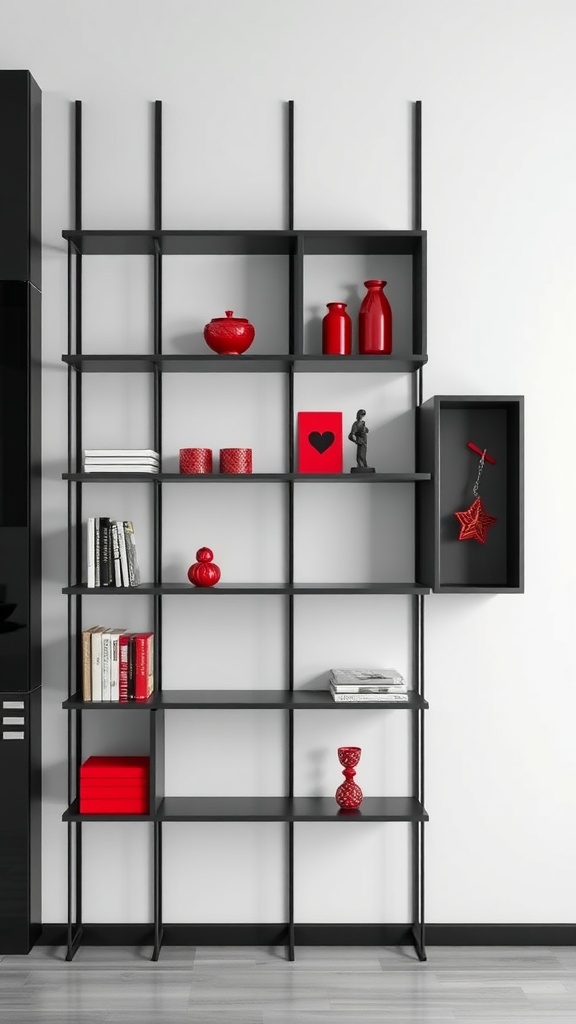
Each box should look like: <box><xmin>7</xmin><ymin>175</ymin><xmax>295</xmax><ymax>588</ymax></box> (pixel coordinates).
<box><xmin>187</xmin><ymin>547</ymin><xmax>221</xmax><ymax>587</ymax></box>
<box><xmin>358</xmin><ymin>280</ymin><xmax>392</xmax><ymax>354</ymax></box>
<box><xmin>335</xmin><ymin>746</ymin><xmax>363</xmax><ymax>810</ymax></box>
<box><xmin>322</xmin><ymin>302</ymin><xmax>352</xmax><ymax>355</ymax></box>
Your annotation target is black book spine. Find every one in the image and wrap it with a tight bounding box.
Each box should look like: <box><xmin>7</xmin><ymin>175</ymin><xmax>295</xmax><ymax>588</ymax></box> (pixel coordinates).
<box><xmin>99</xmin><ymin>517</ymin><xmax>113</xmax><ymax>587</ymax></box>
<box><xmin>94</xmin><ymin>518</ymin><xmax>101</xmax><ymax>587</ymax></box>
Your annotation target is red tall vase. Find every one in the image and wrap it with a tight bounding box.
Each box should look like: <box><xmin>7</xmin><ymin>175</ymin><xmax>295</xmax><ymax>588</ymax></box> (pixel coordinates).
<box><xmin>322</xmin><ymin>302</ymin><xmax>352</xmax><ymax>355</ymax></box>
<box><xmin>358</xmin><ymin>280</ymin><xmax>392</xmax><ymax>355</ymax></box>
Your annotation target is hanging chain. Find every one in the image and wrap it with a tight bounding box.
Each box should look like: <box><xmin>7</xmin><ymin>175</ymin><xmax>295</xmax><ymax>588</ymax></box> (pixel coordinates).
<box><xmin>472</xmin><ymin>449</ymin><xmax>486</xmax><ymax>497</ymax></box>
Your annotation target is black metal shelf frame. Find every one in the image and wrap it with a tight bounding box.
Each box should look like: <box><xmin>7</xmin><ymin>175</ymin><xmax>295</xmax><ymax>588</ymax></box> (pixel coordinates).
<box><xmin>65</xmin><ymin>99</ymin><xmax>427</xmax><ymax>965</ymax></box>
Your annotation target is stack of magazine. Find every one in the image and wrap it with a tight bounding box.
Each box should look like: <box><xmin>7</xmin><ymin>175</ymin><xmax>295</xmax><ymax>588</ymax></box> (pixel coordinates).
<box><xmin>83</xmin><ymin>449</ymin><xmax>160</xmax><ymax>473</ymax></box>
<box><xmin>329</xmin><ymin>668</ymin><xmax>408</xmax><ymax>702</ymax></box>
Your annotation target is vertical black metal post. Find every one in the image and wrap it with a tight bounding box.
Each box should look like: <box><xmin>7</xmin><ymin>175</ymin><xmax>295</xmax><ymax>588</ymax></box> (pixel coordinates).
<box><xmin>286</xmin><ymin>99</ymin><xmax>296</xmax><ymax>961</ymax></box>
<box><xmin>66</xmin><ymin>236</ymin><xmax>74</xmax><ymax>960</ymax></box>
<box><xmin>66</xmin><ymin>100</ymin><xmax>84</xmax><ymax>962</ymax></box>
<box><xmin>153</xmin><ymin>820</ymin><xmax>163</xmax><ymax>960</ymax></box>
<box><xmin>152</xmin><ymin>100</ymin><xmax>164</xmax><ymax>960</ymax></box>
<box><xmin>413</xmin><ymin>100</ymin><xmax>422</xmax><ymax>233</ymax></box>
<box><xmin>411</xmin><ymin>99</ymin><xmax>426</xmax><ymax>962</ymax></box>
<box><xmin>287</xmin><ymin>100</ymin><xmax>294</xmax><ymax>239</ymax></box>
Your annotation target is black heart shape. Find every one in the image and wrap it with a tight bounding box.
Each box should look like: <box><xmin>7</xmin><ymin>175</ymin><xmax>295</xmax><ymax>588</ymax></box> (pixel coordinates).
<box><xmin>309</xmin><ymin>431</ymin><xmax>335</xmax><ymax>454</ymax></box>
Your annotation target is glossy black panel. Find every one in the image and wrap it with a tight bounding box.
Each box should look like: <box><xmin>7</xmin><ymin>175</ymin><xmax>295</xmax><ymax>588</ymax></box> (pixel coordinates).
<box><xmin>0</xmin><ymin>283</ymin><xmax>41</xmax><ymax>692</ymax></box>
<box><xmin>0</xmin><ymin>72</ymin><xmax>41</xmax><ymax>288</ymax></box>
<box><xmin>0</xmin><ymin>282</ymin><xmax>28</xmax><ymax>526</ymax></box>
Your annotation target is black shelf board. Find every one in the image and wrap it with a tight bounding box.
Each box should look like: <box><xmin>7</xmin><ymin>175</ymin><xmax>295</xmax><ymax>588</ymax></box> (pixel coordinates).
<box><xmin>302</xmin><ymin>230</ymin><xmax>425</xmax><ymax>256</ymax></box>
<box><xmin>290</xmin><ymin>583</ymin><xmax>430</xmax><ymax>595</ymax></box>
<box><xmin>293</xmin><ymin>355</ymin><xmax>428</xmax><ymax>373</ymax></box>
<box><xmin>62</xmin><ymin>228</ymin><xmax>425</xmax><ymax>258</ymax></box>
<box><xmin>292</xmin><ymin>473</ymin><xmax>431</xmax><ymax>483</ymax></box>
<box><xmin>62</xmin><ymin>354</ymin><xmax>289</xmax><ymax>373</ymax></box>
<box><xmin>162</xmin><ymin>354</ymin><xmax>291</xmax><ymax>372</ymax></box>
<box><xmin>63</xmin><ymin>472</ymin><xmax>432</xmax><ymax>484</ymax></box>
<box><xmin>63</xmin><ymin>584</ymin><xmax>158</xmax><ymax>595</ymax></box>
<box><xmin>157</xmin><ymin>796</ymin><xmax>428</xmax><ymax>822</ymax></box>
<box><xmin>436</xmin><ymin>584</ymin><xmax>524</xmax><ymax>594</ymax></box>
<box><xmin>63</xmin><ymin>799</ymin><xmax>153</xmax><ymax>823</ymax></box>
<box><xmin>62</xmin><ymin>690</ymin><xmax>429</xmax><ymax>711</ymax></box>
<box><xmin>63</xmin><ymin>582</ymin><xmax>430</xmax><ymax>596</ymax></box>
<box><xmin>62</xmin><ymin>353</ymin><xmax>427</xmax><ymax>374</ymax></box>
<box><xmin>63</xmin><ymin>795</ymin><xmax>427</xmax><ymax>823</ymax></box>
<box><xmin>63</xmin><ymin>354</ymin><xmax>155</xmax><ymax>372</ymax></box>
<box><xmin>63</xmin><ymin>230</ymin><xmax>294</xmax><ymax>256</ymax></box>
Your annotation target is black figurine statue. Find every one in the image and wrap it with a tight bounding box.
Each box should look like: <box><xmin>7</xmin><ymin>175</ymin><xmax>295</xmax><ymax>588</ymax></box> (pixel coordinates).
<box><xmin>348</xmin><ymin>409</ymin><xmax>375</xmax><ymax>473</ymax></box>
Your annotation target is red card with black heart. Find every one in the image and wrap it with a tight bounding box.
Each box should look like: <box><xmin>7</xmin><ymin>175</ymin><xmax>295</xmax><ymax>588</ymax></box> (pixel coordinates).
<box><xmin>297</xmin><ymin>412</ymin><xmax>343</xmax><ymax>473</ymax></box>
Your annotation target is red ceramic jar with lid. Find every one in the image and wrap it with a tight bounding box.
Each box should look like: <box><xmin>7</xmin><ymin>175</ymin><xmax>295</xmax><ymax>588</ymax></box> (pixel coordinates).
<box><xmin>203</xmin><ymin>310</ymin><xmax>255</xmax><ymax>355</ymax></box>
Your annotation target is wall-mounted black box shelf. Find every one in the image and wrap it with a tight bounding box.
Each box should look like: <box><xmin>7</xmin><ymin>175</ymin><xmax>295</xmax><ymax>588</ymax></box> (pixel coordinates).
<box><xmin>417</xmin><ymin>396</ymin><xmax>524</xmax><ymax>593</ymax></box>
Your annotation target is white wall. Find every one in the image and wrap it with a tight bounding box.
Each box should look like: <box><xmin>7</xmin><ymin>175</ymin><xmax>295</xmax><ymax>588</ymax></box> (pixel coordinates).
<box><xmin>2</xmin><ymin>0</ymin><xmax>575</xmax><ymax>926</ymax></box>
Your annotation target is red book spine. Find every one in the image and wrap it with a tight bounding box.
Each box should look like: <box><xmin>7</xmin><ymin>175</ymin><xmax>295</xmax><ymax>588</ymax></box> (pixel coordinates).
<box><xmin>134</xmin><ymin>632</ymin><xmax>154</xmax><ymax>701</ymax></box>
<box><xmin>118</xmin><ymin>634</ymin><xmax>131</xmax><ymax>702</ymax></box>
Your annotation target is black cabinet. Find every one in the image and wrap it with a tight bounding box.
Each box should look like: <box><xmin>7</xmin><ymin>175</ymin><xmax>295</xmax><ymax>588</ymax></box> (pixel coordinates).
<box><xmin>0</xmin><ymin>70</ymin><xmax>42</xmax><ymax>954</ymax></box>
<box><xmin>417</xmin><ymin>396</ymin><xmax>524</xmax><ymax>592</ymax></box>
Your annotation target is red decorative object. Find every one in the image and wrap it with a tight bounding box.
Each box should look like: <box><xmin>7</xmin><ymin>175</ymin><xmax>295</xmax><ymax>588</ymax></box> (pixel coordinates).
<box><xmin>322</xmin><ymin>302</ymin><xmax>352</xmax><ymax>355</ymax></box>
<box><xmin>297</xmin><ymin>411</ymin><xmax>343</xmax><ymax>473</ymax></box>
<box><xmin>220</xmin><ymin>447</ymin><xmax>253</xmax><ymax>474</ymax></box>
<box><xmin>203</xmin><ymin>310</ymin><xmax>255</xmax><ymax>355</ymax></box>
<box><xmin>187</xmin><ymin>547</ymin><xmax>221</xmax><ymax>587</ymax></box>
<box><xmin>358</xmin><ymin>279</ymin><xmax>392</xmax><ymax>354</ymax></box>
<box><xmin>179</xmin><ymin>447</ymin><xmax>213</xmax><ymax>474</ymax></box>
<box><xmin>335</xmin><ymin>746</ymin><xmax>363</xmax><ymax>810</ymax></box>
<box><xmin>454</xmin><ymin>497</ymin><xmax>498</xmax><ymax>544</ymax></box>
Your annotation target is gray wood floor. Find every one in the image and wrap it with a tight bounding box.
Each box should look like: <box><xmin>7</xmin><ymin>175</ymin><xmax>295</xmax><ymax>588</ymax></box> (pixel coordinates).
<box><xmin>1</xmin><ymin>945</ymin><xmax>575</xmax><ymax>1022</ymax></box>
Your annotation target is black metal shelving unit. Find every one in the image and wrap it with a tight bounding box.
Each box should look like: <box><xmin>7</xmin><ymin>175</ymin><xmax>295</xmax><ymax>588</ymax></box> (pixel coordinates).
<box><xmin>63</xmin><ymin>99</ymin><xmax>429</xmax><ymax>964</ymax></box>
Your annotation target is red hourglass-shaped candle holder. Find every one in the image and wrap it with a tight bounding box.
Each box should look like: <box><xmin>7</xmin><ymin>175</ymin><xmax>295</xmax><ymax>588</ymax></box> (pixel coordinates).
<box><xmin>335</xmin><ymin>746</ymin><xmax>363</xmax><ymax>810</ymax></box>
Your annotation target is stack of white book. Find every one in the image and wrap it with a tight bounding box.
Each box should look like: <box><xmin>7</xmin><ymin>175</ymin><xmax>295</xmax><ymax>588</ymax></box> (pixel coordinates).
<box><xmin>83</xmin><ymin>449</ymin><xmax>160</xmax><ymax>473</ymax></box>
<box><xmin>329</xmin><ymin>668</ymin><xmax>409</xmax><ymax>702</ymax></box>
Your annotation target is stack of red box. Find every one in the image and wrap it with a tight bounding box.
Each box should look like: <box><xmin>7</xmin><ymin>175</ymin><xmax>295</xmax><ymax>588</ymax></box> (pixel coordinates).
<box><xmin>79</xmin><ymin>756</ymin><xmax>150</xmax><ymax>814</ymax></box>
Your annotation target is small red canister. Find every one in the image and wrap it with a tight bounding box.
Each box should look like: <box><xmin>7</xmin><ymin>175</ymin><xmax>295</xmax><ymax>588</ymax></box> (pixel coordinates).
<box><xmin>219</xmin><ymin>448</ymin><xmax>252</xmax><ymax>474</ymax></box>
<box><xmin>179</xmin><ymin>448</ymin><xmax>213</xmax><ymax>474</ymax></box>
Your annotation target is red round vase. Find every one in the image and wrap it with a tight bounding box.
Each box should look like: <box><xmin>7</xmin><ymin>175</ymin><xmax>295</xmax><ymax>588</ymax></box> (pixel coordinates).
<box><xmin>203</xmin><ymin>310</ymin><xmax>255</xmax><ymax>356</ymax></box>
<box><xmin>187</xmin><ymin>547</ymin><xmax>221</xmax><ymax>587</ymax></box>
<box><xmin>220</xmin><ymin>448</ymin><xmax>252</xmax><ymax>474</ymax></box>
<box><xmin>179</xmin><ymin>448</ymin><xmax>213</xmax><ymax>474</ymax></box>
<box><xmin>322</xmin><ymin>302</ymin><xmax>352</xmax><ymax>355</ymax></box>
<box><xmin>358</xmin><ymin>280</ymin><xmax>392</xmax><ymax>355</ymax></box>
<box><xmin>335</xmin><ymin>746</ymin><xmax>363</xmax><ymax>810</ymax></box>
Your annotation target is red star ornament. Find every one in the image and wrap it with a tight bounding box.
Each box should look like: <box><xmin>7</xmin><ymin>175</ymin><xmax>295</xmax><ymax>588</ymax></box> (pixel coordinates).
<box><xmin>454</xmin><ymin>497</ymin><xmax>497</xmax><ymax>544</ymax></box>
